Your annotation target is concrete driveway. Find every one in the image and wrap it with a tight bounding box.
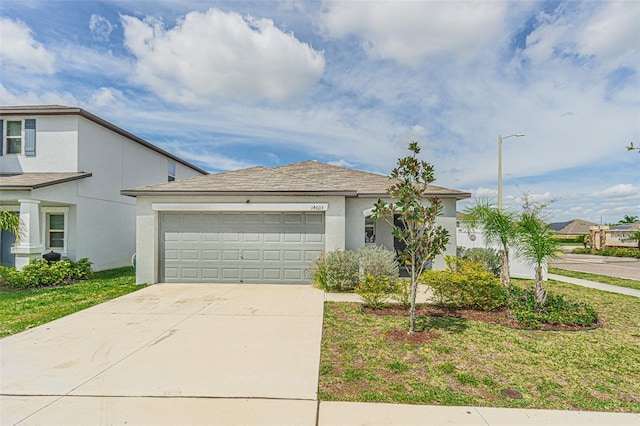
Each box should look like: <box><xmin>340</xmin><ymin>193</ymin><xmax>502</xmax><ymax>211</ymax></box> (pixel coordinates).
<box><xmin>1</xmin><ymin>284</ymin><xmax>324</xmax><ymax>425</ymax></box>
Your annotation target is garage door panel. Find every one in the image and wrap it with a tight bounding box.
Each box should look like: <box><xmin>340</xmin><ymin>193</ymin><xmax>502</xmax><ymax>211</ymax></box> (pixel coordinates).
<box><xmin>263</xmin><ymin>250</ymin><xmax>281</xmax><ymax>261</ymax></box>
<box><xmin>202</xmin><ymin>268</ymin><xmax>219</xmax><ymax>279</ymax></box>
<box><xmin>222</xmin><ymin>250</ymin><xmax>240</xmax><ymax>260</ymax></box>
<box><xmin>242</xmin><ymin>250</ymin><xmax>260</xmax><ymax>261</ymax></box>
<box><xmin>243</xmin><ymin>233</ymin><xmax>261</xmax><ymax>242</ymax></box>
<box><xmin>160</xmin><ymin>212</ymin><xmax>324</xmax><ymax>283</ymax></box>
<box><xmin>222</xmin><ymin>269</ymin><xmax>240</xmax><ymax>279</ymax></box>
<box><xmin>284</xmin><ymin>269</ymin><xmax>303</xmax><ymax>280</ymax></box>
<box><xmin>201</xmin><ymin>250</ymin><xmax>219</xmax><ymax>260</ymax></box>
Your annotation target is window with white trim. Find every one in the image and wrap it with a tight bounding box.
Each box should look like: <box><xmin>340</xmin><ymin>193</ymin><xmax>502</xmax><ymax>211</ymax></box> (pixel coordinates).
<box><xmin>42</xmin><ymin>207</ymin><xmax>68</xmax><ymax>253</ymax></box>
<box><xmin>168</xmin><ymin>161</ymin><xmax>176</xmax><ymax>182</ymax></box>
<box><xmin>47</xmin><ymin>214</ymin><xmax>65</xmax><ymax>249</ymax></box>
<box><xmin>6</xmin><ymin>121</ymin><xmax>22</xmax><ymax>154</ymax></box>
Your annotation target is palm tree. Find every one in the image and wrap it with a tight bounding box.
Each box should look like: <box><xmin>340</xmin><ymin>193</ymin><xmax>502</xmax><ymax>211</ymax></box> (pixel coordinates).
<box><xmin>0</xmin><ymin>210</ymin><xmax>21</xmax><ymax>243</ymax></box>
<box><xmin>516</xmin><ymin>211</ymin><xmax>561</xmax><ymax>305</ymax></box>
<box><xmin>619</xmin><ymin>215</ymin><xmax>639</xmax><ymax>224</ymax></box>
<box><xmin>463</xmin><ymin>198</ymin><xmax>518</xmax><ymax>287</ymax></box>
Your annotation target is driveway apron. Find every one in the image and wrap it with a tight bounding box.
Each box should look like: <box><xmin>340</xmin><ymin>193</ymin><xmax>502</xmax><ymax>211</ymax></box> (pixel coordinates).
<box><xmin>1</xmin><ymin>284</ymin><xmax>324</xmax><ymax>425</ymax></box>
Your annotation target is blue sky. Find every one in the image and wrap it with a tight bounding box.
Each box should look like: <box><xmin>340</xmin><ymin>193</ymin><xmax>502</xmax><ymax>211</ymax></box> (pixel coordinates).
<box><xmin>1</xmin><ymin>1</ymin><xmax>638</xmax><ymax>224</ymax></box>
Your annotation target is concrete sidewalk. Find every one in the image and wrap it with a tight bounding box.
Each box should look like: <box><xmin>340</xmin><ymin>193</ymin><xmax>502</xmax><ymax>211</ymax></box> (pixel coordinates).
<box><xmin>549</xmin><ymin>273</ymin><xmax>640</xmax><ymax>297</ymax></box>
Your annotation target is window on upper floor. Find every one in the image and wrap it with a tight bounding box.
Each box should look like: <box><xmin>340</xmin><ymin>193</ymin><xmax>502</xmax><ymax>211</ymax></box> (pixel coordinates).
<box><xmin>6</xmin><ymin>121</ymin><xmax>22</xmax><ymax>154</ymax></box>
<box><xmin>1</xmin><ymin>118</ymin><xmax>36</xmax><ymax>156</ymax></box>
<box><xmin>168</xmin><ymin>161</ymin><xmax>176</xmax><ymax>182</ymax></box>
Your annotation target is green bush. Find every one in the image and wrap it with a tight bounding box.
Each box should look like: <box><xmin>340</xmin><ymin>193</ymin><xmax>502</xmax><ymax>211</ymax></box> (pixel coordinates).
<box><xmin>457</xmin><ymin>247</ymin><xmax>501</xmax><ymax>277</ymax></box>
<box><xmin>1</xmin><ymin>258</ymin><xmax>94</xmax><ymax>289</ymax></box>
<box><xmin>355</xmin><ymin>274</ymin><xmax>394</xmax><ymax>309</ymax></box>
<box><xmin>312</xmin><ymin>250</ymin><xmax>360</xmax><ymax>292</ymax></box>
<box><xmin>572</xmin><ymin>247</ymin><xmax>640</xmax><ymax>258</ymax></box>
<box><xmin>390</xmin><ymin>278</ymin><xmax>411</xmax><ymax>308</ymax></box>
<box><xmin>357</xmin><ymin>245</ymin><xmax>399</xmax><ymax>281</ymax></box>
<box><xmin>507</xmin><ymin>286</ymin><xmax>598</xmax><ymax>328</ymax></box>
<box><xmin>0</xmin><ymin>266</ymin><xmax>24</xmax><ymax>288</ymax></box>
<box><xmin>420</xmin><ymin>256</ymin><xmax>506</xmax><ymax>311</ymax></box>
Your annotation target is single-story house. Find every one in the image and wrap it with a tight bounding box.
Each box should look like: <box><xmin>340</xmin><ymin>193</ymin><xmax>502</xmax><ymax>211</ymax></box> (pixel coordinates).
<box><xmin>548</xmin><ymin>219</ymin><xmax>596</xmax><ymax>237</ymax></box>
<box><xmin>122</xmin><ymin>161</ymin><xmax>471</xmax><ymax>284</ymax></box>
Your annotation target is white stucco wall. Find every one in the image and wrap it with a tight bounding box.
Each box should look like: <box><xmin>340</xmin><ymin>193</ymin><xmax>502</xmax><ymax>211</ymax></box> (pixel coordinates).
<box><xmin>2</xmin><ymin>113</ymin><xmax>204</xmax><ymax>271</ymax></box>
<box><xmin>0</xmin><ymin>115</ymin><xmax>79</xmax><ymax>173</ymax></box>
<box><xmin>457</xmin><ymin>227</ymin><xmax>545</xmax><ymax>280</ymax></box>
<box><xmin>134</xmin><ymin>195</ymin><xmax>345</xmax><ymax>284</ymax></box>
<box><xmin>344</xmin><ymin>197</ymin><xmax>458</xmax><ymax>270</ymax></box>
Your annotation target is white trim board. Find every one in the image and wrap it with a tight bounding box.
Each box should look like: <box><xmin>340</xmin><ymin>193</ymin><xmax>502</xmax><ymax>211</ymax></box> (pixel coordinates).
<box><xmin>151</xmin><ymin>202</ymin><xmax>329</xmax><ymax>212</ymax></box>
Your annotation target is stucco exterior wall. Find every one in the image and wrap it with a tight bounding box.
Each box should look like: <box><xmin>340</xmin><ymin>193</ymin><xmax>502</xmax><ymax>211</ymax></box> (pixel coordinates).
<box><xmin>134</xmin><ymin>195</ymin><xmax>345</xmax><ymax>284</ymax></box>
<box><xmin>0</xmin><ymin>115</ymin><xmax>79</xmax><ymax>173</ymax></box>
<box><xmin>344</xmin><ymin>197</ymin><xmax>458</xmax><ymax>270</ymax></box>
<box><xmin>2</xmin><ymin>113</ymin><xmax>204</xmax><ymax>271</ymax></box>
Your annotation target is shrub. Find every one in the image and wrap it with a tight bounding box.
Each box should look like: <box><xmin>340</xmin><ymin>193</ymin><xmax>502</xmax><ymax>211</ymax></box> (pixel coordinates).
<box><xmin>1</xmin><ymin>258</ymin><xmax>94</xmax><ymax>289</ymax></box>
<box><xmin>457</xmin><ymin>247</ymin><xmax>501</xmax><ymax>277</ymax></box>
<box><xmin>0</xmin><ymin>266</ymin><xmax>24</xmax><ymax>288</ymax></box>
<box><xmin>420</xmin><ymin>256</ymin><xmax>506</xmax><ymax>311</ymax></box>
<box><xmin>312</xmin><ymin>250</ymin><xmax>359</xmax><ymax>292</ymax></box>
<box><xmin>507</xmin><ymin>286</ymin><xmax>598</xmax><ymax>328</ymax></box>
<box><xmin>572</xmin><ymin>247</ymin><xmax>640</xmax><ymax>258</ymax></box>
<box><xmin>355</xmin><ymin>274</ymin><xmax>394</xmax><ymax>309</ymax></box>
<box><xmin>390</xmin><ymin>278</ymin><xmax>411</xmax><ymax>309</ymax></box>
<box><xmin>357</xmin><ymin>245</ymin><xmax>399</xmax><ymax>281</ymax></box>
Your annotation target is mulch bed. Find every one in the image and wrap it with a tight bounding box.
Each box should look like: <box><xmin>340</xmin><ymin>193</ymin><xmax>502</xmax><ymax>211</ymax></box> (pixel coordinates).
<box><xmin>363</xmin><ymin>305</ymin><xmax>601</xmax><ymax>343</ymax></box>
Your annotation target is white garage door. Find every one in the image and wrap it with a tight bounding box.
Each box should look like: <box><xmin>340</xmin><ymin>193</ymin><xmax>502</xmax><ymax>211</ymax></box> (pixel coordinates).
<box><xmin>159</xmin><ymin>212</ymin><xmax>325</xmax><ymax>283</ymax></box>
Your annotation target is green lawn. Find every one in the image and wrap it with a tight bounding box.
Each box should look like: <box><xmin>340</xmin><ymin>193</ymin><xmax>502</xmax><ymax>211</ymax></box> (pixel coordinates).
<box><xmin>319</xmin><ymin>279</ymin><xmax>640</xmax><ymax>412</ymax></box>
<box><xmin>0</xmin><ymin>267</ymin><xmax>145</xmax><ymax>337</ymax></box>
<box><xmin>549</xmin><ymin>267</ymin><xmax>640</xmax><ymax>291</ymax></box>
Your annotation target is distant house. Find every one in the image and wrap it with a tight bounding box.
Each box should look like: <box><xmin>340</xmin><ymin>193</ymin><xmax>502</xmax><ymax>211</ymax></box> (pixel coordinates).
<box><xmin>122</xmin><ymin>161</ymin><xmax>471</xmax><ymax>284</ymax></box>
<box><xmin>548</xmin><ymin>219</ymin><xmax>596</xmax><ymax>237</ymax></box>
<box><xmin>0</xmin><ymin>105</ymin><xmax>206</xmax><ymax>270</ymax></box>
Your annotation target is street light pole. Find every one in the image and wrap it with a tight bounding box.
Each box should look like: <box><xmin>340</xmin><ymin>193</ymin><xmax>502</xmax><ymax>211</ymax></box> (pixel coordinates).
<box><xmin>498</xmin><ymin>133</ymin><xmax>525</xmax><ymax>211</ymax></box>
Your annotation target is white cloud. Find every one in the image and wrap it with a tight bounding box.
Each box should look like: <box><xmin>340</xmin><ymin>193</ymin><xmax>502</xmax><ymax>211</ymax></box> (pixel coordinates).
<box><xmin>89</xmin><ymin>87</ymin><xmax>125</xmax><ymax>109</ymax></box>
<box><xmin>0</xmin><ymin>18</ymin><xmax>55</xmax><ymax>74</ymax></box>
<box><xmin>89</xmin><ymin>14</ymin><xmax>114</xmax><ymax>41</ymax></box>
<box><xmin>577</xmin><ymin>2</ymin><xmax>640</xmax><ymax>72</ymax></box>
<box><xmin>320</xmin><ymin>2</ymin><xmax>507</xmax><ymax>66</ymax></box>
<box><xmin>328</xmin><ymin>159</ymin><xmax>355</xmax><ymax>168</ymax></box>
<box><xmin>170</xmin><ymin>147</ymin><xmax>255</xmax><ymax>172</ymax></box>
<box><xmin>0</xmin><ymin>84</ymin><xmax>79</xmax><ymax>106</ymax></box>
<box><xmin>121</xmin><ymin>8</ymin><xmax>325</xmax><ymax>104</ymax></box>
<box><xmin>594</xmin><ymin>184</ymin><xmax>640</xmax><ymax>200</ymax></box>
<box><xmin>519</xmin><ymin>2</ymin><xmax>640</xmax><ymax>74</ymax></box>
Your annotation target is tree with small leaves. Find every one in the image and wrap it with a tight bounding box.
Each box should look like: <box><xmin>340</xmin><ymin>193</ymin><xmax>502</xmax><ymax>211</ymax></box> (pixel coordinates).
<box><xmin>372</xmin><ymin>142</ymin><xmax>449</xmax><ymax>334</ymax></box>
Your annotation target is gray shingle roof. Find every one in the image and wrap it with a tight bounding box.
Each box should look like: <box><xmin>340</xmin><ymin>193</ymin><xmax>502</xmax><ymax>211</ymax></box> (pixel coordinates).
<box><xmin>0</xmin><ymin>172</ymin><xmax>92</xmax><ymax>190</ymax></box>
<box><xmin>122</xmin><ymin>160</ymin><xmax>471</xmax><ymax>199</ymax></box>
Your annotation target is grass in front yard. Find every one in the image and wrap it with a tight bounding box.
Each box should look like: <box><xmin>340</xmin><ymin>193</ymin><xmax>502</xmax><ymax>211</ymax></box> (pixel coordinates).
<box><xmin>319</xmin><ymin>279</ymin><xmax>640</xmax><ymax>412</ymax></box>
<box><xmin>0</xmin><ymin>267</ymin><xmax>145</xmax><ymax>337</ymax></box>
<box><xmin>549</xmin><ymin>267</ymin><xmax>640</xmax><ymax>291</ymax></box>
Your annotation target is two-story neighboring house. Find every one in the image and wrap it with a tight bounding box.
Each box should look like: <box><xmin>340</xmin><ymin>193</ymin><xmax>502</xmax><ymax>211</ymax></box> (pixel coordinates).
<box><xmin>0</xmin><ymin>105</ymin><xmax>207</xmax><ymax>270</ymax></box>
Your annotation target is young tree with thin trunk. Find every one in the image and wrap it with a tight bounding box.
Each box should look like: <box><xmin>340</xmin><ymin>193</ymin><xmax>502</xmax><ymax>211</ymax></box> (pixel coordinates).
<box><xmin>372</xmin><ymin>142</ymin><xmax>449</xmax><ymax>334</ymax></box>
<box><xmin>516</xmin><ymin>209</ymin><xmax>560</xmax><ymax>305</ymax></box>
<box><xmin>463</xmin><ymin>199</ymin><xmax>517</xmax><ymax>287</ymax></box>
